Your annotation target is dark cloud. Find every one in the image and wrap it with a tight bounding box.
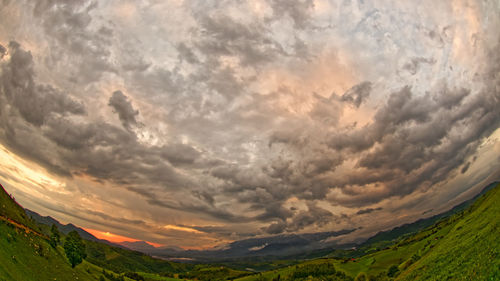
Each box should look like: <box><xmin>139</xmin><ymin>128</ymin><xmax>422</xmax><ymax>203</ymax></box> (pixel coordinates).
<box><xmin>264</xmin><ymin>221</ymin><xmax>287</xmax><ymax>235</ymax></box>
<box><xmin>193</xmin><ymin>13</ymin><xmax>285</xmax><ymax>66</ymax></box>
<box><xmin>263</xmin><ymin>203</ymin><xmax>338</xmax><ymax>234</ymax></box>
<box><xmin>177</xmin><ymin>43</ymin><xmax>199</xmax><ymax>64</ymax></box>
<box><xmin>108</xmin><ymin>90</ymin><xmax>140</xmax><ymax>129</ymax></box>
<box><xmin>33</xmin><ymin>0</ymin><xmax>115</xmax><ymax>84</ymax></box>
<box><xmin>461</xmin><ymin>162</ymin><xmax>471</xmax><ymax>174</ymax></box>
<box><xmin>1</xmin><ymin>0</ymin><xmax>499</xmax><ymax>247</ymax></box>
<box><xmin>356</xmin><ymin>207</ymin><xmax>382</xmax><ymax>215</ymax></box>
<box><xmin>270</xmin><ymin>0</ymin><xmax>315</xmax><ymax>29</ymax></box>
<box><xmin>1</xmin><ymin>42</ymin><xmax>86</xmax><ymax>127</ymax></box>
<box><xmin>341</xmin><ymin>81</ymin><xmax>372</xmax><ymax>108</ymax></box>
<box><xmin>0</xmin><ymin>44</ymin><xmax>6</xmax><ymax>58</ymax></box>
<box><xmin>402</xmin><ymin>57</ymin><xmax>435</xmax><ymax>75</ymax></box>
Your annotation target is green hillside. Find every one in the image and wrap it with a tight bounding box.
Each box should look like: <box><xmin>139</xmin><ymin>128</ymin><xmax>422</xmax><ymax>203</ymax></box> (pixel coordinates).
<box><xmin>0</xmin><ymin>185</ymin><xmax>38</xmax><ymax>230</ymax></box>
<box><xmin>0</xmin><ymin>186</ymin><xmax>107</xmax><ymax>280</ymax></box>
<box><xmin>396</xmin><ymin>183</ymin><xmax>500</xmax><ymax>281</ymax></box>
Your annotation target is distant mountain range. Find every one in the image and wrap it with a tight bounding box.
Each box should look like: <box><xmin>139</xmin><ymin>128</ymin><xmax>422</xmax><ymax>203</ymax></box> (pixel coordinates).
<box><xmin>146</xmin><ymin>229</ymin><xmax>358</xmax><ymax>262</ymax></box>
<box><xmin>25</xmin><ymin>209</ymin><xmax>125</xmax><ymax>249</ymax></box>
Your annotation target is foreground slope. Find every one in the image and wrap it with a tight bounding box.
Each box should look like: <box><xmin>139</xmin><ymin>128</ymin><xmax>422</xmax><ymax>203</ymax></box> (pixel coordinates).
<box><xmin>0</xmin><ymin>185</ymin><xmax>104</xmax><ymax>280</ymax></box>
<box><xmin>397</xmin><ymin>183</ymin><xmax>500</xmax><ymax>280</ymax></box>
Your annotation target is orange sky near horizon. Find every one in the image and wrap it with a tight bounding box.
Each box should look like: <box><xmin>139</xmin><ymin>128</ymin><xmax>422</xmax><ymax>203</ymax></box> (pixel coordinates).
<box><xmin>83</xmin><ymin>227</ymin><xmax>165</xmax><ymax>248</ymax></box>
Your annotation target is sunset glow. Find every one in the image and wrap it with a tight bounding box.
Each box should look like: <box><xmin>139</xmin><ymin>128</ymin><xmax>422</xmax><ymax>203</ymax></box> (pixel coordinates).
<box><xmin>84</xmin><ymin>228</ymin><xmax>164</xmax><ymax>248</ymax></box>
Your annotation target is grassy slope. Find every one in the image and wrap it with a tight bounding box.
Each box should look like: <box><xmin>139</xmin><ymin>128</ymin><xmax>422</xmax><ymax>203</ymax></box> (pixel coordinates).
<box><xmin>237</xmin><ymin>183</ymin><xmax>500</xmax><ymax>281</ymax></box>
<box><xmin>0</xmin><ymin>185</ymin><xmax>38</xmax><ymax>230</ymax></box>
<box><xmin>0</xmin><ymin>215</ymin><xmax>105</xmax><ymax>280</ymax></box>
<box><xmin>396</xmin><ymin>183</ymin><xmax>500</xmax><ymax>281</ymax></box>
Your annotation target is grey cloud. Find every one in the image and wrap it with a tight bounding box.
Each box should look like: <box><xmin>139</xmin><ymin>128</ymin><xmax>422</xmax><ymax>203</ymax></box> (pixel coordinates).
<box><xmin>330</xmin><ymin>80</ymin><xmax>500</xmax><ymax>206</ymax></box>
<box><xmin>356</xmin><ymin>207</ymin><xmax>382</xmax><ymax>215</ymax></box>
<box><xmin>1</xmin><ymin>1</ymin><xmax>500</xmax><ymax>246</ymax></box>
<box><xmin>1</xmin><ymin>42</ymin><xmax>86</xmax><ymax>127</ymax></box>
<box><xmin>0</xmin><ymin>44</ymin><xmax>5</xmax><ymax>58</ymax></box>
<box><xmin>310</xmin><ymin>93</ymin><xmax>343</xmax><ymax>124</ymax></box>
<box><xmin>0</xmin><ymin>42</ymin><xmax>194</xmax><ymax>191</ymax></box>
<box><xmin>108</xmin><ymin>90</ymin><xmax>140</xmax><ymax>129</ymax></box>
<box><xmin>264</xmin><ymin>221</ymin><xmax>287</xmax><ymax>235</ymax></box>
<box><xmin>264</xmin><ymin>203</ymin><xmax>336</xmax><ymax>234</ymax></box>
<box><xmin>161</xmin><ymin>143</ymin><xmax>202</xmax><ymax>166</ymax></box>
<box><xmin>177</xmin><ymin>43</ymin><xmax>199</xmax><ymax>64</ymax></box>
<box><xmin>193</xmin><ymin>13</ymin><xmax>285</xmax><ymax>66</ymax></box>
<box><xmin>341</xmin><ymin>81</ymin><xmax>372</xmax><ymax>108</ymax></box>
<box><xmin>402</xmin><ymin>57</ymin><xmax>435</xmax><ymax>75</ymax></box>
<box><xmin>287</xmin><ymin>203</ymin><xmax>334</xmax><ymax>232</ymax></box>
<box><xmin>270</xmin><ymin>0</ymin><xmax>315</xmax><ymax>29</ymax></box>
<box><xmin>33</xmin><ymin>0</ymin><xmax>115</xmax><ymax>84</ymax></box>
<box><xmin>461</xmin><ymin>162</ymin><xmax>471</xmax><ymax>174</ymax></box>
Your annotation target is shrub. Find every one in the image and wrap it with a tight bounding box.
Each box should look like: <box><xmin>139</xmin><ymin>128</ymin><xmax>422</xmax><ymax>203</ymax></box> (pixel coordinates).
<box><xmin>64</xmin><ymin>231</ymin><xmax>86</xmax><ymax>268</ymax></box>
<box><xmin>387</xmin><ymin>265</ymin><xmax>399</xmax><ymax>277</ymax></box>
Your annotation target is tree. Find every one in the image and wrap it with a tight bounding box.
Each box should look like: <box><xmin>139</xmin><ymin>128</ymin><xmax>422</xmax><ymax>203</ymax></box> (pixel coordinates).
<box><xmin>387</xmin><ymin>265</ymin><xmax>400</xmax><ymax>278</ymax></box>
<box><xmin>355</xmin><ymin>272</ymin><xmax>368</xmax><ymax>281</ymax></box>
<box><xmin>49</xmin><ymin>224</ymin><xmax>60</xmax><ymax>248</ymax></box>
<box><xmin>64</xmin><ymin>230</ymin><xmax>86</xmax><ymax>268</ymax></box>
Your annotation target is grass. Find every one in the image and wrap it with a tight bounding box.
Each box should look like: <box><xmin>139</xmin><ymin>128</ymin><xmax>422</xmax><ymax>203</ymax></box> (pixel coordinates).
<box><xmin>0</xmin><ymin>221</ymin><xmax>103</xmax><ymax>280</ymax></box>
<box><xmin>396</xmin><ymin>183</ymin><xmax>500</xmax><ymax>281</ymax></box>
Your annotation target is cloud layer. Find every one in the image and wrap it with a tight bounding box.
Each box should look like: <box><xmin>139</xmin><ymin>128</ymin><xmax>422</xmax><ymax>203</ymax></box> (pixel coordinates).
<box><xmin>0</xmin><ymin>0</ymin><xmax>499</xmax><ymax>248</ymax></box>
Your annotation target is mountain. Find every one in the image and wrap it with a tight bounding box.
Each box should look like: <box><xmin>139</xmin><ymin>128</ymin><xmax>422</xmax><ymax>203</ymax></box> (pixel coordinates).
<box><xmin>25</xmin><ymin>209</ymin><xmax>101</xmax><ymax>242</ymax></box>
<box><xmin>146</xmin><ymin>229</ymin><xmax>357</xmax><ymax>262</ymax></box>
<box><xmin>119</xmin><ymin>240</ymin><xmax>158</xmax><ymax>252</ymax></box>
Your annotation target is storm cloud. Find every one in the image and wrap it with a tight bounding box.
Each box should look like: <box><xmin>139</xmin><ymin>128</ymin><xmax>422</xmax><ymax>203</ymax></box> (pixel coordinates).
<box><xmin>0</xmin><ymin>0</ymin><xmax>499</xmax><ymax>248</ymax></box>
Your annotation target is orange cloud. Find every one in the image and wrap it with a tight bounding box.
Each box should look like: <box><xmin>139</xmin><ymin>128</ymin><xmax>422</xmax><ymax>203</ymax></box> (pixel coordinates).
<box><xmin>163</xmin><ymin>224</ymin><xmax>203</xmax><ymax>234</ymax></box>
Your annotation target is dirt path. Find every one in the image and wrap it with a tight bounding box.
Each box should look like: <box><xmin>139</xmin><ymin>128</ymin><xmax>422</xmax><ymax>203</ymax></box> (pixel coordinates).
<box><xmin>0</xmin><ymin>215</ymin><xmax>48</xmax><ymax>239</ymax></box>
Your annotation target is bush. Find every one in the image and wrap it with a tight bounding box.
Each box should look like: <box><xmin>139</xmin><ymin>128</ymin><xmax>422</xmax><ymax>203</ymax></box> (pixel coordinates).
<box><xmin>387</xmin><ymin>265</ymin><xmax>400</xmax><ymax>277</ymax></box>
<box><xmin>64</xmin><ymin>231</ymin><xmax>86</xmax><ymax>268</ymax></box>
<box><xmin>49</xmin><ymin>224</ymin><xmax>60</xmax><ymax>248</ymax></box>
<box><xmin>355</xmin><ymin>272</ymin><xmax>368</xmax><ymax>281</ymax></box>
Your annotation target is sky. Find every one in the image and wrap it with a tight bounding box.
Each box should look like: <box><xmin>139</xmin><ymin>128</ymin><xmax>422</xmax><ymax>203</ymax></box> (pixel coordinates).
<box><xmin>0</xmin><ymin>0</ymin><xmax>499</xmax><ymax>249</ymax></box>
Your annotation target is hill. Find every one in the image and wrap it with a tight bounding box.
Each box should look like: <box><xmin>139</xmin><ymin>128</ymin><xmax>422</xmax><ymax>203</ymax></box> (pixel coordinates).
<box><xmin>396</xmin><ymin>182</ymin><xmax>500</xmax><ymax>280</ymax></box>
<box><xmin>25</xmin><ymin>209</ymin><xmax>102</xmax><ymax>242</ymax></box>
<box><xmin>0</xmin><ymin>184</ymin><xmax>113</xmax><ymax>280</ymax></box>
